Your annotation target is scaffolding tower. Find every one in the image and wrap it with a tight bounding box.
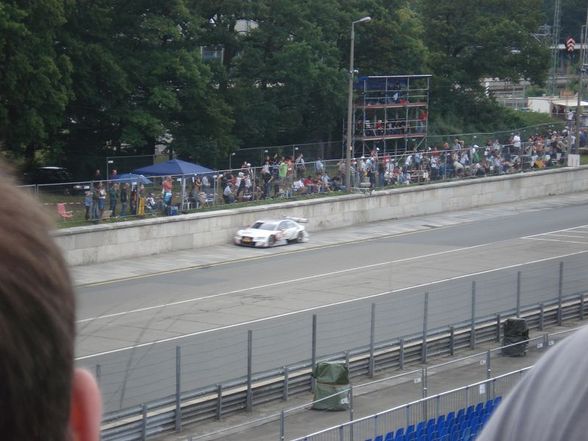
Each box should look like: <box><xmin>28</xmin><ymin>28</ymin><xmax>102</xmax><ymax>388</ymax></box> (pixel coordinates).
<box><xmin>349</xmin><ymin>75</ymin><xmax>432</xmax><ymax>157</ymax></box>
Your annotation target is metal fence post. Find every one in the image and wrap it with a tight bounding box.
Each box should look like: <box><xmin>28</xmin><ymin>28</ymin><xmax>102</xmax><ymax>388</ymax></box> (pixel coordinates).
<box><xmin>449</xmin><ymin>326</ymin><xmax>455</xmax><ymax>356</ymax></box>
<box><xmin>558</xmin><ymin>262</ymin><xmax>564</xmax><ymax>326</ymax></box>
<box><xmin>399</xmin><ymin>338</ymin><xmax>405</xmax><ymax>370</ymax></box>
<box><xmin>141</xmin><ymin>404</ymin><xmax>147</xmax><ymax>441</ymax></box>
<box><xmin>496</xmin><ymin>314</ymin><xmax>501</xmax><ymax>343</ymax></box>
<box><xmin>516</xmin><ymin>271</ymin><xmax>521</xmax><ymax>317</ymax></box>
<box><xmin>470</xmin><ymin>281</ymin><xmax>476</xmax><ymax>350</ymax></box>
<box><xmin>486</xmin><ymin>350</ymin><xmax>492</xmax><ymax>380</ymax></box>
<box><xmin>369</xmin><ymin>303</ymin><xmax>376</xmax><ymax>378</ymax></box>
<box><xmin>345</xmin><ymin>351</ymin><xmax>350</xmax><ymax>372</ymax></box>
<box><xmin>422</xmin><ymin>367</ymin><xmax>428</xmax><ymax>422</ymax></box>
<box><xmin>311</xmin><ymin>314</ymin><xmax>317</xmax><ymax>392</ymax></box>
<box><xmin>349</xmin><ymin>385</ymin><xmax>355</xmax><ymax>441</ymax></box>
<box><xmin>247</xmin><ymin>330</ymin><xmax>253</xmax><ymax>411</ymax></box>
<box><xmin>175</xmin><ymin>346</ymin><xmax>182</xmax><ymax>432</ymax></box>
<box><xmin>421</xmin><ymin>292</ymin><xmax>429</xmax><ymax>363</ymax></box>
<box><xmin>280</xmin><ymin>410</ymin><xmax>285</xmax><ymax>441</ymax></box>
<box><xmin>422</xmin><ymin>367</ymin><xmax>428</xmax><ymax>399</ymax></box>
<box><xmin>581</xmin><ymin>293</ymin><xmax>585</xmax><ymax>320</ymax></box>
<box><xmin>95</xmin><ymin>364</ymin><xmax>101</xmax><ymax>388</ymax></box>
<box><xmin>283</xmin><ymin>366</ymin><xmax>289</xmax><ymax>401</ymax></box>
<box><xmin>349</xmin><ymin>384</ymin><xmax>354</xmax><ymax>422</ymax></box>
<box><xmin>540</xmin><ymin>303</ymin><xmax>545</xmax><ymax>331</ymax></box>
<box><xmin>216</xmin><ymin>384</ymin><xmax>223</xmax><ymax>420</ymax></box>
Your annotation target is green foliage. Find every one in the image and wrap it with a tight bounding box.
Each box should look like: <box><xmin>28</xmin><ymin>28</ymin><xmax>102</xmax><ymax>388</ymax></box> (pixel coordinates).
<box><xmin>0</xmin><ymin>0</ymin><xmax>73</xmax><ymax>165</ymax></box>
<box><xmin>0</xmin><ymin>0</ymin><xmax>568</xmax><ymax>173</ymax></box>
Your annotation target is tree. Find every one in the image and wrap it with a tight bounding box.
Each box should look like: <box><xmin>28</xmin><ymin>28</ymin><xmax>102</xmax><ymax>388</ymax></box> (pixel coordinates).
<box><xmin>57</xmin><ymin>0</ymin><xmax>236</xmax><ymax>173</ymax></box>
<box><xmin>0</xmin><ymin>0</ymin><xmax>72</xmax><ymax>165</ymax></box>
<box><xmin>419</xmin><ymin>0</ymin><xmax>550</xmax><ymax>132</ymax></box>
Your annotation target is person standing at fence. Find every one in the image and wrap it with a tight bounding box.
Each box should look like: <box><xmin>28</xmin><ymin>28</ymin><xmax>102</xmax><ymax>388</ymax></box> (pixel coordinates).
<box><xmin>162</xmin><ymin>176</ymin><xmax>173</xmax><ymax>207</ymax></box>
<box><xmin>109</xmin><ymin>182</ymin><xmax>119</xmax><ymax>217</ymax></box>
<box><xmin>0</xmin><ymin>167</ymin><xmax>102</xmax><ymax>440</ymax></box>
<box><xmin>478</xmin><ymin>325</ymin><xmax>588</xmax><ymax>441</ymax></box>
<box><xmin>83</xmin><ymin>189</ymin><xmax>93</xmax><ymax>221</ymax></box>
<box><xmin>91</xmin><ymin>184</ymin><xmax>100</xmax><ymax>222</ymax></box>
<box><xmin>295</xmin><ymin>153</ymin><xmax>305</xmax><ymax>178</ymax></box>
<box><xmin>120</xmin><ymin>182</ymin><xmax>129</xmax><ymax>217</ymax></box>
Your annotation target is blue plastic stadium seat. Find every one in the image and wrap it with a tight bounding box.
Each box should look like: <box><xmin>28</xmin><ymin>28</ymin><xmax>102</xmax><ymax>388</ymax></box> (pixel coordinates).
<box><xmin>455</xmin><ymin>409</ymin><xmax>465</xmax><ymax>428</ymax></box>
<box><xmin>406</xmin><ymin>425</ymin><xmax>415</xmax><ymax>435</ymax></box>
<box><xmin>374</xmin><ymin>436</ymin><xmax>383</xmax><ymax>441</ymax></box>
<box><xmin>484</xmin><ymin>399</ymin><xmax>494</xmax><ymax>415</ymax></box>
<box><xmin>493</xmin><ymin>396</ymin><xmax>502</xmax><ymax>407</ymax></box>
<box><xmin>475</xmin><ymin>402</ymin><xmax>484</xmax><ymax>416</ymax></box>
<box><xmin>436</xmin><ymin>414</ymin><xmax>446</xmax><ymax>426</ymax></box>
<box><xmin>384</xmin><ymin>431</ymin><xmax>394</xmax><ymax>441</ymax></box>
<box><xmin>416</xmin><ymin>421</ymin><xmax>426</xmax><ymax>435</ymax></box>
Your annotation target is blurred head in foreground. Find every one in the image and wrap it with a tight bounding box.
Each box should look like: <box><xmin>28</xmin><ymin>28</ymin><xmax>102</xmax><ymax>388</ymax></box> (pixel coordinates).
<box><xmin>0</xmin><ymin>167</ymin><xmax>101</xmax><ymax>440</ymax></box>
<box><xmin>478</xmin><ymin>325</ymin><xmax>588</xmax><ymax>441</ymax></box>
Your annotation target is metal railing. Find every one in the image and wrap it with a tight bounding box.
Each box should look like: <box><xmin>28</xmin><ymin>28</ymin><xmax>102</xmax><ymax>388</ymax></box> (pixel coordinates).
<box><xmin>30</xmin><ymin>137</ymin><xmax>570</xmax><ymax>226</ymax></box>
<box><xmin>290</xmin><ymin>368</ymin><xmax>532</xmax><ymax>441</ymax></box>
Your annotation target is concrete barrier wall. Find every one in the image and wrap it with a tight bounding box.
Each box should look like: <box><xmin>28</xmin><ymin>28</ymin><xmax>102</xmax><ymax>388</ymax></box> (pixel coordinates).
<box><xmin>54</xmin><ymin>167</ymin><xmax>588</xmax><ymax>266</ymax></box>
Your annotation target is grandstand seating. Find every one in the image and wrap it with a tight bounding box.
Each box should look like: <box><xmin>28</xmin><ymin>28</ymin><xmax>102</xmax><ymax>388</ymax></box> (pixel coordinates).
<box><xmin>364</xmin><ymin>397</ymin><xmax>501</xmax><ymax>441</ymax></box>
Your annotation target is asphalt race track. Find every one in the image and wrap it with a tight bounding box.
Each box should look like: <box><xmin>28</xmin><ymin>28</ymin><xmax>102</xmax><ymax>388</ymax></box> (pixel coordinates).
<box><xmin>75</xmin><ymin>196</ymin><xmax>588</xmax><ymax>412</ymax></box>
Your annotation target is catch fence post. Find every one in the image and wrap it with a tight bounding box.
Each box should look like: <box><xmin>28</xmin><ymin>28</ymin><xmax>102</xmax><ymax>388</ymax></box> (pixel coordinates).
<box><xmin>470</xmin><ymin>281</ymin><xmax>477</xmax><ymax>350</ymax></box>
<box><xmin>516</xmin><ymin>271</ymin><xmax>521</xmax><ymax>317</ymax></box>
<box><xmin>175</xmin><ymin>346</ymin><xmax>182</xmax><ymax>432</ymax></box>
<box><xmin>422</xmin><ymin>292</ymin><xmax>429</xmax><ymax>363</ymax></box>
<box><xmin>311</xmin><ymin>314</ymin><xmax>317</xmax><ymax>392</ymax></box>
<box><xmin>558</xmin><ymin>262</ymin><xmax>564</xmax><ymax>325</ymax></box>
<box><xmin>246</xmin><ymin>330</ymin><xmax>253</xmax><ymax>410</ymax></box>
<box><xmin>369</xmin><ymin>303</ymin><xmax>376</xmax><ymax>377</ymax></box>
<box><xmin>95</xmin><ymin>364</ymin><xmax>101</xmax><ymax>388</ymax></box>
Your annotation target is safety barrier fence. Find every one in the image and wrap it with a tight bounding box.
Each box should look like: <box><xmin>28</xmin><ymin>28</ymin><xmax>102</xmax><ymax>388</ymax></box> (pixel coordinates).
<box><xmin>90</xmin><ymin>254</ymin><xmax>588</xmax><ymax>413</ymax></box>
<box><xmin>97</xmin><ymin>281</ymin><xmax>584</xmax><ymax>440</ymax></box>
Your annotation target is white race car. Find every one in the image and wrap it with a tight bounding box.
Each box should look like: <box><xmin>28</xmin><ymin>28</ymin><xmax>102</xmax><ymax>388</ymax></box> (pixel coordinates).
<box><xmin>234</xmin><ymin>217</ymin><xmax>309</xmax><ymax>247</ymax></box>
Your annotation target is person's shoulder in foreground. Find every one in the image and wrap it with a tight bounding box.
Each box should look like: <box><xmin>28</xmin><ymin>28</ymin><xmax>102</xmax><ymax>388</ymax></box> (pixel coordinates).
<box><xmin>478</xmin><ymin>325</ymin><xmax>588</xmax><ymax>441</ymax></box>
<box><xmin>0</xmin><ymin>164</ymin><xmax>101</xmax><ymax>441</ymax></box>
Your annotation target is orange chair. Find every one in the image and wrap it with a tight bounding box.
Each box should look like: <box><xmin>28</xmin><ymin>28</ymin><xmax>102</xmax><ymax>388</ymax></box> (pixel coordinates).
<box><xmin>57</xmin><ymin>202</ymin><xmax>73</xmax><ymax>220</ymax></box>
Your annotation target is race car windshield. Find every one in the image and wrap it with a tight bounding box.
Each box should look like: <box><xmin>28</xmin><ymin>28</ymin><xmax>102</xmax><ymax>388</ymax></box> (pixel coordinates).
<box><xmin>251</xmin><ymin>222</ymin><xmax>277</xmax><ymax>231</ymax></box>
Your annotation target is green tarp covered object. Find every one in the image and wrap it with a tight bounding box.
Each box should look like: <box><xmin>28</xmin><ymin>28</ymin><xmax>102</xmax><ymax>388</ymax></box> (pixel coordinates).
<box><xmin>311</xmin><ymin>362</ymin><xmax>350</xmax><ymax>411</ymax></box>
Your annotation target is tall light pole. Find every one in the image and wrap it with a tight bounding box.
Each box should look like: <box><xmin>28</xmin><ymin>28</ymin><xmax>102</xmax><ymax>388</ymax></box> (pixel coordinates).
<box><xmin>346</xmin><ymin>16</ymin><xmax>371</xmax><ymax>191</ymax></box>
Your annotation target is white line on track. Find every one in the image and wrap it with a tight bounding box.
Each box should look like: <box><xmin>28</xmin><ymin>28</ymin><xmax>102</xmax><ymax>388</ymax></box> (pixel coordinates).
<box><xmin>77</xmin><ymin>242</ymin><xmax>493</xmax><ymax>324</ymax></box>
<box><xmin>522</xmin><ymin>237</ymin><xmax>588</xmax><ymax>245</ymax></box>
<box><xmin>523</xmin><ymin>224</ymin><xmax>588</xmax><ymax>238</ymax></box>
<box><xmin>76</xmin><ymin>247</ymin><xmax>588</xmax><ymax>361</ymax></box>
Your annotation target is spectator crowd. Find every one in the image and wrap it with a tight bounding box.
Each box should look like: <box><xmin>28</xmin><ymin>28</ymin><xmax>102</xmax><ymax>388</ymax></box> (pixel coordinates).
<box><xmin>69</xmin><ymin>126</ymin><xmax>585</xmax><ymax>222</ymax></box>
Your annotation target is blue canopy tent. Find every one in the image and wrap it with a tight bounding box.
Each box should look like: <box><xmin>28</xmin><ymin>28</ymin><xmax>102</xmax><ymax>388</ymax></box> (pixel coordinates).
<box><xmin>111</xmin><ymin>173</ymin><xmax>152</xmax><ymax>184</ymax></box>
<box><xmin>133</xmin><ymin>159</ymin><xmax>214</xmax><ymax>176</ymax></box>
<box><xmin>133</xmin><ymin>159</ymin><xmax>216</xmax><ymax>212</ymax></box>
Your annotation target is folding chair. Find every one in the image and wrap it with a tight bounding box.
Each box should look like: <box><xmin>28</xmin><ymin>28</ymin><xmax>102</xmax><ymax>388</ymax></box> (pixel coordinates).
<box><xmin>57</xmin><ymin>203</ymin><xmax>73</xmax><ymax>220</ymax></box>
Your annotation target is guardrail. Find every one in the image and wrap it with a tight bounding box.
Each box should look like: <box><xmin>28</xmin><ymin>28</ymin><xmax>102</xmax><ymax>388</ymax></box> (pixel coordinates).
<box><xmin>100</xmin><ymin>294</ymin><xmax>585</xmax><ymax>441</ymax></box>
